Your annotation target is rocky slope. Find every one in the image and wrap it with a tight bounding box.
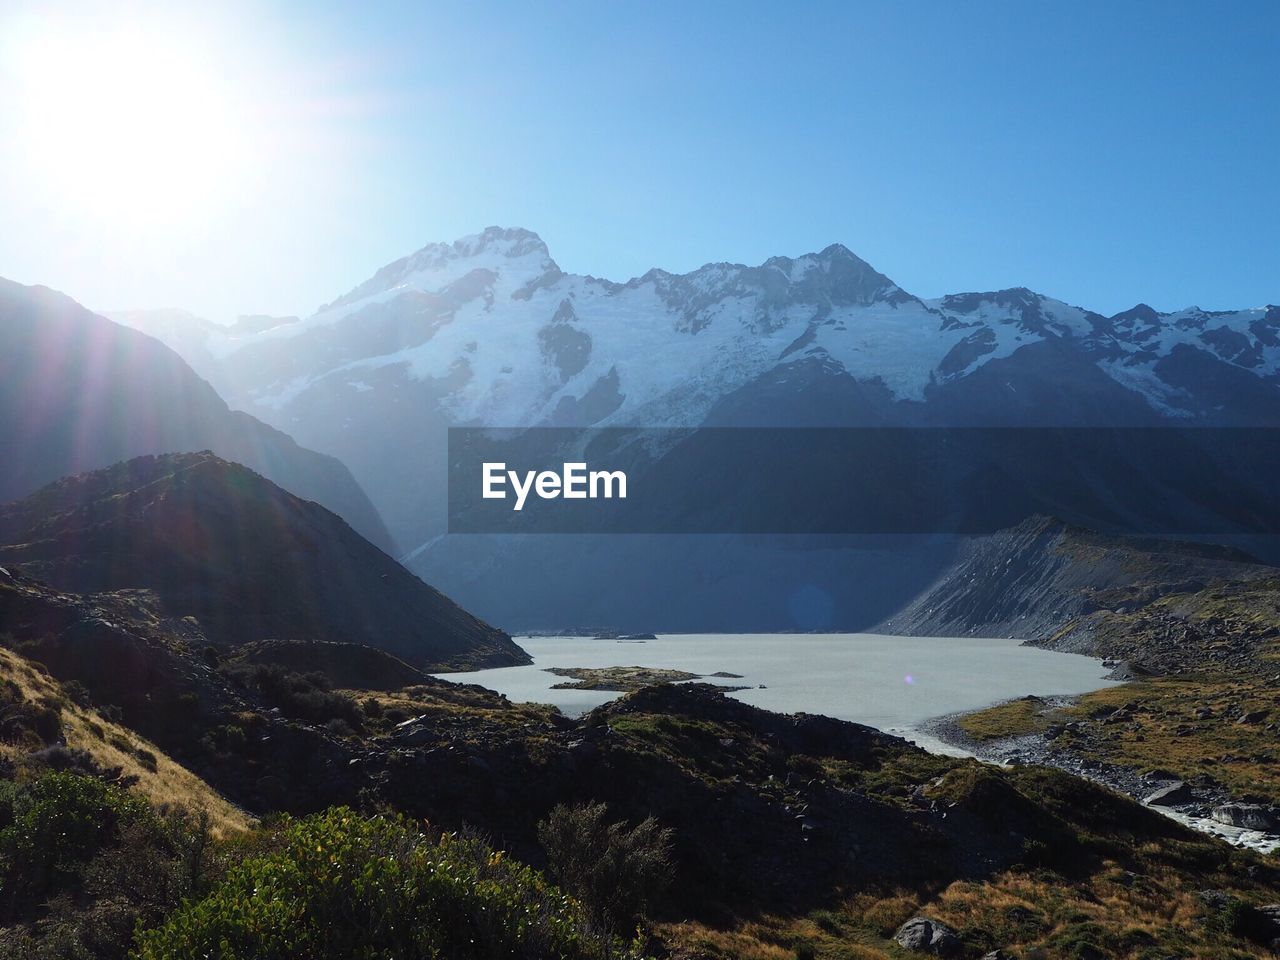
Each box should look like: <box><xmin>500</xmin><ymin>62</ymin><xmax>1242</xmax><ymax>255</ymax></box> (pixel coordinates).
<box><xmin>879</xmin><ymin>515</ymin><xmax>1274</xmax><ymax>642</ymax></box>
<box><xmin>0</xmin><ymin>453</ymin><xmax>526</xmax><ymax>671</ymax></box>
<box><xmin>1046</xmin><ymin>572</ymin><xmax>1280</xmax><ymax>671</ymax></box>
<box><xmin>227</xmin><ymin>639</ymin><xmax>431</xmax><ymax>691</ymax></box>
<box><xmin>9</xmin><ymin>583</ymin><xmax>1280</xmax><ymax>960</ymax></box>
<box><xmin>0</xmin><ymin>278</ymin><xmax>395</xmax><ymax>554</ymax></box>
<box><xmin>929</xmin><ymin>573</ymin><xmax>1280</xmax><ymax>868</ymax></box>
<box><xmin>4</xmin><ymin>546</ymin><xmax>1280</xmax><ymax>956</ymax></box>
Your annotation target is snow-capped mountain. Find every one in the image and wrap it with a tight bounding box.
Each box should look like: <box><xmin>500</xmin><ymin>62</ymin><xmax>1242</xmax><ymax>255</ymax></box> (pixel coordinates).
<box><xmin>120</xmin><ymin>226</ymin><xmax>1279</xmax><ymax>431</ymax></box>
<box><xmin>112</xmin><ymin>228</ymin><xmax>1280</xmax><ymax>630</ymax></box>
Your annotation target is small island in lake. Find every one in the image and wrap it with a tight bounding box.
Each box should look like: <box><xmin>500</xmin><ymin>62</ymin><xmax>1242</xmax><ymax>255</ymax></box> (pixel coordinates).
<box><xmin>545</xmin><ymin>665</ymin><xmax>746</xmax><ymax>691</ymax></box>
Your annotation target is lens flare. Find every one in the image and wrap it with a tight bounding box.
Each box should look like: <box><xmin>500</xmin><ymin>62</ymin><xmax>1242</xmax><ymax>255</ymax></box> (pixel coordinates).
<box><xmin>6</xmin><ymin>22</ymin><xmax>249</xmax><ymax>227</ymax></box>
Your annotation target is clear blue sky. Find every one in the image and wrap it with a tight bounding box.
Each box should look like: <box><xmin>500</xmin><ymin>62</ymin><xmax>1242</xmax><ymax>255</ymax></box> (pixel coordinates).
<box><xmin>1</xmin><ymin>0</ymin><xmax>1276</xmax><ymax>321</ymax></box>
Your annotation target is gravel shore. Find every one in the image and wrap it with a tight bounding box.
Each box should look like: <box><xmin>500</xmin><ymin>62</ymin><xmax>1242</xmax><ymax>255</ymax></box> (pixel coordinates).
<box><xmin>922</xmin><ymin>698</ymin><xmax>1280</xmax><ymax>855</ymax></box>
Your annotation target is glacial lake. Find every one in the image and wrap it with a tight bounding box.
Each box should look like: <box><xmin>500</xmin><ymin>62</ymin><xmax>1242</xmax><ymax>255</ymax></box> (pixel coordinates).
<box><xmin>437</xmin><ymin>633</ymin><xmax>1120</xmax><ymax>756</ymax></box>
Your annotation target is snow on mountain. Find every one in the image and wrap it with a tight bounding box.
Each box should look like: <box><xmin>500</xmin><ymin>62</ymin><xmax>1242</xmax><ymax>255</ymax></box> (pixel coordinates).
<box><xmin>102</xmin><ymin>228</ymin><xmax>1278</xmax><ymax>633</ymax></box>
<box><xmin>123</xmin><ymin>228</ymin><xmax>1279</xmax><ymax>434</ymax></box>
<box><xmin>112</xmin><ymin>227</ymin><xmax>1280</xmax><ymax>567</ymax></box>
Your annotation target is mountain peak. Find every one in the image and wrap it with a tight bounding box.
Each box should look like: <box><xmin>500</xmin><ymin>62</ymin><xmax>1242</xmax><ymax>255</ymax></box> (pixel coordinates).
<box><xmin>321</xmin><ymin>226</ymin><xmax>558</xmax><ymax>314</ymax></box>
<box><xmin>816</xmin><ymin>242</ymin><xmax>857</xmax><ymax>260</ymax></box>
<box><xmin>1111</xmin><ymin>303</ymin><xmax>1162</xmax><ymax>325</ymax></box>
<box><xmin>454</xmin><ymin>225</ymin><xmax>548</xmax><ymax>259</ymax></box>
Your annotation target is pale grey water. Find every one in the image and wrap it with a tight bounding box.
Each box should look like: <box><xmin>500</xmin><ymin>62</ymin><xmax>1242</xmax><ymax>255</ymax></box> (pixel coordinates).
<box><xmin>437</xmin><ymin>633</ymin><xmax>1120</xmax><ymax>756</ymax></box>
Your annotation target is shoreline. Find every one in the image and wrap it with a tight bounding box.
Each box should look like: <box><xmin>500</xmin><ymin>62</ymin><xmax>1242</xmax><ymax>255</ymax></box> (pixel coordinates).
<box><xmin>921</xmin><ymin>698</ymin><xmax>1280</xmax><ymax>855</ymax></box>
<box><xmin>461</xmin><ymin>638</ymin><xmax>1280</xmax><ymax>853</ymax></box>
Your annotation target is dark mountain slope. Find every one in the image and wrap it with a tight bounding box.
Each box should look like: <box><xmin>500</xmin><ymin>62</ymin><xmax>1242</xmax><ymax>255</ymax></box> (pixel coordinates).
<box><xmin>0</xmin><ymin>453</ymin><xmax>527</xmax><ymax>670</ymax></box>
<box><xmin>0</xmin><ymin>278</ymin><xmax>395</xmax><ymax>554</ymax></box>
<box><xmin>228</xmin><ymin>639</ymin><xmax>432</xmax><ymax>691</ymax></box>
<box><xmin>879</xmin><ymin>515</ymin><xmax>1273</xmax><ymax>641</ymax></box>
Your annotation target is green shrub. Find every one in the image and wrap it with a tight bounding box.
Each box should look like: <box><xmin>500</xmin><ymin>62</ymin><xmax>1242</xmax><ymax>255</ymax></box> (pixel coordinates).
<box><xmin>108</xmin><ymin>733</ymin><xmax>133</xmax><ymax>753</ymax></box>
<box><xmin>0</xmin><ymin>794</ymin><xmax>203</xmax><ymax>958</ymax></box>
<box><xmin>62</xmin><ymin>680</ymin><xmax>93</xmax><ymax>708</ymax></box>
<box><xmin>1210</xmin><ymin>896</ymin><xmax>1274</xmax><ymax>945</ymax></box>
<box><xmin>221</xmin><ymin>664</ymin><xmax>363</xmax><ymax>731</ymax></box>
<box><xmin>538</xmin><ymin>802</ymin><xmax>674</xmax><ymax>943</ymax></box>
<box><xmin>134</xmin><ymin>807</ymin><xmax>638</xmax><ymax>960</ymax></box>
<box><xmin>0</xmin><ymin>772</ymin><xmax>151</xmax><ymax>914</ymax></box>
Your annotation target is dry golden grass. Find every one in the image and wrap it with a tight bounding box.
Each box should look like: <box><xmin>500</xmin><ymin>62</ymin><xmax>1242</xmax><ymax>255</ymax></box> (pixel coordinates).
<box><xmin>353</xmin><ymin>684</ymin><xmax>559</xmax><ymax>727</ymax></box>
<box><xmin>956</xmin><ymin>697</ymin><xmax>1049</xmax><ymax>741</ymax></box>
<box><xmin>0</xmin><ymin>647</ymin><xmax>251</xmax><ymax>836</ymax></box>
<box><xmin>1062</xmin><ymin>674</ymin><xmax>1280</xmax><ymax>802</ymax></box>
<box><xmin>656</xmin><ymin>920</ymin><xmax>796</xmax><ymax>960</ymax></box>
<box><xmin>919</xmin><ymin>864</ymin><xmax>1260</xmax><ymax>959</ymax></box>
<box><xmin>656</xmin><ymin>914</ymin><xmax>894</xmax><ymax>960</ymax></box>
<box><xmin>655</xmin><ymin>863</ymin><xmax>1267</xmax><ymax>960</ymax></box>
<box><xmin>959</xmin><ymin>669</ymin><xmax>1280</xmax><ymax>804</ymax></box>
<box><xmin>843</xmin><ymin>892</ymin><xmax>919</xmax><ymax>938</ymax></box>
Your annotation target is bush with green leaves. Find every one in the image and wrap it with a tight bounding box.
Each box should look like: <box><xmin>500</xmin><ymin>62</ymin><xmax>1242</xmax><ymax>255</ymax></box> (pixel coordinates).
<box><xmin>537</xmin><ymin>802</ymin><xmax>674</xmax><ymax>943</ymax></box>
<box><xmin>0</xmin><ymin>773</ymin><xmax>208</xmax><ymax>959</ymax></box>
<box><xmin>0</xmin><ymin>771</ymin><xmax>152</xmax><ymax>915</ymax></box>
<box><xmin>134</xmin><ymin>807</ymin><xmax>642</xmax><ymax>960</ymax></box>
<box><xmin>220</xmin><ymin>662</ymin><xmax>364</xmax><ymax>730</ymax></box>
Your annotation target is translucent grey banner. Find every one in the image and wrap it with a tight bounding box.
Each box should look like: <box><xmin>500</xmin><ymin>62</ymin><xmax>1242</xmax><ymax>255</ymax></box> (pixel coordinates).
<box><xmin>446</xmin><ymin>427</ymin><xmax>1280</xmax><ymax>535</ymax></box>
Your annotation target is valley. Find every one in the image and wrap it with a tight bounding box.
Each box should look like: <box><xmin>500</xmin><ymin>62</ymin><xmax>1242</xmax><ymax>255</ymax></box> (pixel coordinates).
<box><xmin>2</xmin><ymin>236</ymin><xmax>1279</xmax><ymax>960</ymax></box>
<box><xmin>3</xmin><ymin>5</ymin><xmax>1275</xmax><ymax>956</ymax></box>
<box><xmin>1</xmin><ymin>445</ymin><xmax>1279</xmax><ymax>956</ymax></box>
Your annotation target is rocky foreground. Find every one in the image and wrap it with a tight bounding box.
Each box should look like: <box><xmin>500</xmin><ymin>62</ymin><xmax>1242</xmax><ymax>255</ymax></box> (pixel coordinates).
<box><xmin>4</xmin><ymin>478</ymin><xmax>1280</xmax><ymax>955</ymax></box>
<box><xmin>3</xmin><ymin>558</ymin><xmax>1280</xmax><ymax>958</ymax></box>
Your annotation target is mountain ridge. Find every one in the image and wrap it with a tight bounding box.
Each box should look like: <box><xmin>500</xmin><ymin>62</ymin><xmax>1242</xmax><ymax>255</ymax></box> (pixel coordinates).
<box><xmin>0</xmin><ymin>277</ymin><xmax>397</xmax><ymax>554</ymax></box>
<box><xmin>108</xmin><ymin>229</ymin><xmax>1280</xmax><ymax>629</ymax></box>
<box><xmin>0</xmin><ymin>452</ymin><xmax>527</xmax><ymax>671</ymax></box>
<box><xmin>112</xmin><ymin>226</ymin><xmax>1279</xmax><ymax>436</ymax></box>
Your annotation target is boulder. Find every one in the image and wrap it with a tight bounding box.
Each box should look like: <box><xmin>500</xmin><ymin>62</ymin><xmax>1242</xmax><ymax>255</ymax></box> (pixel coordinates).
<box><xmin>1197</xmin><ymin>889</ymin><xmax>1231</xmax><ymax>912</ymax></box>
<box><xmin>1260</xmin><ymin>904</ymin><xmax>1280</xmax><ymax>947</ymax></box>
<box><xmin>894</xmin><ymin>917</ymin><xmax>961</xmax><ymax>956</ymax></box>
<box><xmin>1211</xmin><ymin>803</ymin><xmax>1280</xmax><ymax>832</ymax></box>
<box><xmin>1144</xmin><ymin>781</ymin><xmax>1195</xmax><ymax>807</ymax></box>
<box><xmin>393</xmin><ymin>725</ymin><xmax>435</xmax><ymax>747</ymax></box>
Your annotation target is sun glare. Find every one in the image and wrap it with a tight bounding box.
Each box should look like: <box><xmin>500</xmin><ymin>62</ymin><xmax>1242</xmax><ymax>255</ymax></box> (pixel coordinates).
<box><xmin>8</xmin><ymin>25</ymin><xmax>248</xmax><ymax>227</ymax></box>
